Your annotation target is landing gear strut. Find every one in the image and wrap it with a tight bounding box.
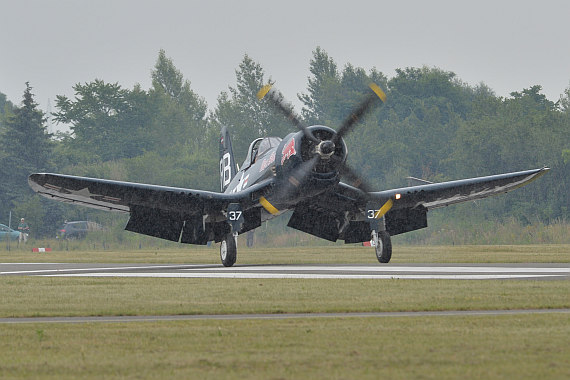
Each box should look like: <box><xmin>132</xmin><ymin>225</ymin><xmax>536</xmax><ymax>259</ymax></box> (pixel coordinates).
<box><xmin>221</xmin><ymin>203</ymin><xmax>243</xmax><ymax>267</ymax></box>
<box><xmin>372</xmin><ymin>230</ymin><xmax>392</xmax><ymax>263</ymax></box>
<box><xmin>220</xmin><ymin>232</ymin><xmax>237</xmax><ymax>267</ymax></box>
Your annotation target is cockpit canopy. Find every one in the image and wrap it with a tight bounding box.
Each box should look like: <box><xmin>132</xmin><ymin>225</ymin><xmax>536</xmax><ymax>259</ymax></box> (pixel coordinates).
<box><xmin>241</xmin><ymin>137</ymin><xmax>282</xmax><ymax>169</ymax></box>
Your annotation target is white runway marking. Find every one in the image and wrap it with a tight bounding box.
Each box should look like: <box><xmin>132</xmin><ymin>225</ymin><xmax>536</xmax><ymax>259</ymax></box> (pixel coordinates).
<box><xmin>186</xmin><ymin>265</ymin><xmax>569</xmax><ymax>274</ymax></box>
<box><xmin>0</xmin><ymin>264</ymin><xmax>192</xmax><ymax>276</ymax></box>
<box><xmin>47</xmin><ymin>272</ymin><xmax>561</xmax><ymax>280</ymax></box>
<box><xmin>2</xmin><ymin>263</ymin><xmax>568</xmax><ymax>280</ymax></box>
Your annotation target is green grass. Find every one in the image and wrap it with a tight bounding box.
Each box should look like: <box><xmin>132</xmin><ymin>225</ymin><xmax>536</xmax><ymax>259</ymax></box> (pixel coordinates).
<box><xmin>0</xmin><ymin>244</ymin><xmax>568</xmax><ymax>379</ymax></box>
<box><xmin>1</xmin><ymin>243</ymin><xmax>569</xmax><ymax>264</ymax></box>
<box><xmin>0</xmin><ymin>314</ymin><xmax>568</xmax><ymax>379</ymax></box>
<box><xmin>0</xmin><ymin>277</ymin><xmax>569</xmax><ymax>318</ymax></box>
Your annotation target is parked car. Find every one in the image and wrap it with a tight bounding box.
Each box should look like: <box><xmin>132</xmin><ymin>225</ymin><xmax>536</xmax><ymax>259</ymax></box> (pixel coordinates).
<box><xmin>56</xmin><ymin>221</ymin><xmax>103</xmax><ymax>240</ymax></box>
<box><xmin>0</xmin><ymin>223</ymin><xmax>20</xmax><ymax>241</ymax></box>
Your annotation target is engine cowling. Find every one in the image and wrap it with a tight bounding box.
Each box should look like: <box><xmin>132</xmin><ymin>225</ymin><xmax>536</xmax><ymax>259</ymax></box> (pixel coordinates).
<box><xmin>275</xmin><ymin>125</ymin><xmax>348</xmax><ymax>194</ymax></box>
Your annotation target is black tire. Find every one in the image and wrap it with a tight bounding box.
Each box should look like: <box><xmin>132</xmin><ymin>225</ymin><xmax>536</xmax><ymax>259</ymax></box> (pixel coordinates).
<box><xmin>220</xmin><ymin>234</ymin><xmax>237</xmax><ymax>267</ymax></box>
<box><xmin>375</xmin><ymin>231</ymin><xmax>392</xmax><ymax>263</ymax></box>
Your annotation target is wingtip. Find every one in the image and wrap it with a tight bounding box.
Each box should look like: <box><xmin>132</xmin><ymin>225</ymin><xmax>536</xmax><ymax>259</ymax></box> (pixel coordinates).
<box><xmin>28</xmin><ymin>173</ymin><xmax>42</xmax><ymax>182</ymax></box>
<box><xmin>28</xmin><ymin>173</ymin><xmax>45</xmax><ymax>192</ymax></box>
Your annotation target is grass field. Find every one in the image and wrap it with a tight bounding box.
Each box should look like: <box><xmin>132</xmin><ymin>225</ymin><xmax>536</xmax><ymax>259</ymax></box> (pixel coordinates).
<box><xmin>1</xmin><ymin>314</ymin><xmax>568</xmax><ymax>379</ymax></box>
<box><xmin>1</xmin><ymin>243</ymin><xmax>569</xmax><ymax>264</ymax></box>
<box><xmin>1</xmin><ymin>277</ymin><xmax>569</xmax><ymax>317</ymax></box>
<box><xmin>0</xmin><ymin>244</ymin><xmax>569</xmax><ymax>379</ymax></box>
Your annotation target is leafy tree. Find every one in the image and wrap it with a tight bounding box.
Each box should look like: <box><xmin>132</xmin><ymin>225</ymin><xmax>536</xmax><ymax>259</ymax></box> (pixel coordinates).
<box><xmin>52</xmin><ymin>51</ymin><xmax>215</xmax><ymax>192</ymax></box>
<box><xmin>450</xmin><ymin>85</ymin><xmax>569</xmax><ymax>220</ymax></box>
<box><xmin>452</xmin><ymin>85</ymin><xmax>560</xmax><ymax>175</ymax></box>
<box><xmin>53</xmin><ymin>80</ymin><xmax>154</xmax><ymax>161</ymax></box>
<box><xmin>152</xmin><ymin>49</ymin><xmax>186</xmax><ymax>100</ymax></box>
<box><xmin>149</xmin><ymin>49</ymin><xmax>208</xmax><ymax>148</ymax></box>
<box><xmin>123</xmin><ymin>149</ymin><xmax>218</xmax><ymax>190</ymax></box>
<box><xmin>299</xmin><ymin>47</ymin><xmax>341</xmax><ymax>125</ymax></box>
<box><xmin>0</xmin><ymin>92</ymin><xmax>15</xmax><ymax>180</ymax></box>
<box><xmin>0</xmin><ymin>91</ymin><xmax>14</xmax><ymax>119</ymax></box>
<box><xmin>351</xmin><ymin>66</ymin><xmax>480</xmax><ymax>183</ymax></box>
<box><xmin>212</xmin><ymin>54</ymin><xmax>292</xmax><ymax>160</ymax></box>
<box><xmin>559</xmin><ymin>83</ymin><xmax>570</xmax><ymax>113</ymax></box>
<box><xmin>388</xmin><ymin>66</ymin><xmax>474</xmax><ymax>121</ymax></box>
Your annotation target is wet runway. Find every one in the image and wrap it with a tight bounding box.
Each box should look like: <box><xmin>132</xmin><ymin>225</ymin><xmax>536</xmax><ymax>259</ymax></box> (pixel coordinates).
<box><xmin>1</xmin><ymin>262</ymin><xmax>568</xmax><ymax>280</ymax></box>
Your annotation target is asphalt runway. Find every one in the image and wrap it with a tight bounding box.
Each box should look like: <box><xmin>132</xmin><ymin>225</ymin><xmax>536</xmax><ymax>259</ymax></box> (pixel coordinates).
<box><xmin>1</xmin><ymin>262</ymin><xmax>568</xmax><ymax>280</ymax></box>
<box><xmin>1</xmin><ymin>262</ymin><xmax>568</xmax><ymax>324</ymax></box>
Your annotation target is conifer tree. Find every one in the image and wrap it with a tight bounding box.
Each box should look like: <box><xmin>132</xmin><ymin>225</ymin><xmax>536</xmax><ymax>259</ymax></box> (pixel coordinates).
<box><xmin>0</xmin><ymin>83</ymin><xmax>53</xmax><ymax>225</ymax></box>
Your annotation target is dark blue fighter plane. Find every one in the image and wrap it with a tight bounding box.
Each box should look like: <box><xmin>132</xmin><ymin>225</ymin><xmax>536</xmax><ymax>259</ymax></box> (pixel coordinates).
<box><xmin>29</xmin><ymin>83</ymin><xmax>549</xmax><ymax>266</ymax></box>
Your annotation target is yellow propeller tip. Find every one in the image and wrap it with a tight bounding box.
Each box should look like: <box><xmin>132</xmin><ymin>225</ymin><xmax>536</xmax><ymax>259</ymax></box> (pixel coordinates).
<box><xmin>369</xmin><ymin>83</ymin><xmax>387</xmax><ymax>103</ymax></box>
<box><xmin>374</xmin><ymin>198</ymin><xmax>393</xmax><ymax>219</ymax></box>
<box><xmin>257</xmin><ymin>84</ymin><xmax>273</xmax><ymax>100</ymax></box>
<box><xmin>259</xmin><ymin>196</ymin><xmax>279</xmax><ymax>215</ymax></box>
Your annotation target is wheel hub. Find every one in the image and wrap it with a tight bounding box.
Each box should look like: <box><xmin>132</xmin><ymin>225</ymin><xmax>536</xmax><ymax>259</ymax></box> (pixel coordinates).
<box><xmin>220</xmin><ymin>240</ymin><xmax>227</xmax><ymax>260</ymax></box>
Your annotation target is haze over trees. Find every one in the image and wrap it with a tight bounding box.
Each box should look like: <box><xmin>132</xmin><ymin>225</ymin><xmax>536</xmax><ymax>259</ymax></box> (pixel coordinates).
<box><xmin>1</xmin><ymin>48</ymin><xmax>568</xmax><ymax>241</ymax></box>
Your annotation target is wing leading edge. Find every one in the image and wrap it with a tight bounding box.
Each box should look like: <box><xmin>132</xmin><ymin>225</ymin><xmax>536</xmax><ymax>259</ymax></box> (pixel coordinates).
<box><xmin>368</xmin><ymin>167</ymin><xmax>550</xmax><ymax>210</ymax></box>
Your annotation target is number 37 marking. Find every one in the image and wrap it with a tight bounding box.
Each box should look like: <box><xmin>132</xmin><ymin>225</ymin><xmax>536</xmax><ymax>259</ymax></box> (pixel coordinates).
<box><xmin>228</xmin><ymin>211</ymin><xmax>242</xmax><ymax>221</ymax></box>
<box><xmin>367</xmin><ymin>210</ymin><xmax>380</xmax><ymax>219</ymax></box>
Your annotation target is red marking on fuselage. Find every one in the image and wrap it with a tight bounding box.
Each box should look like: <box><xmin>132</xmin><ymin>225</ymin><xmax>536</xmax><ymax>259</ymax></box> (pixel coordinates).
<box><xmin>281</xmin><ymin>138</ymin><xmax>296</xmax><ymax>165</ymax></box>
<box><xmin>260</xmin><ymin>151</ymin><xmax>276</xmax><ymax>172</ymax></box>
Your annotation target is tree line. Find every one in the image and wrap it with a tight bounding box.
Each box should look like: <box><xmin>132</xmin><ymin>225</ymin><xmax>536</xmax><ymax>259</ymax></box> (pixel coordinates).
<box><xmin>1</xmin><ymin>47</ymin><xmax>569</xmax><ymax>239</ymax></box>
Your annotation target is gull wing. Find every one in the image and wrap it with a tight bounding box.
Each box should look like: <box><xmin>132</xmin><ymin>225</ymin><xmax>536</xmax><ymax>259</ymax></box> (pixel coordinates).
<box><xmin>29</xmin><ymin>173</ymin><xmax>272</xmax><ymax>243</ymax></box>
<box><xmin>315</xmin><ymin>167</ymin><xmax>550</xmax><ymax>239</ymax></box>
<box><xmin>368</xmin><ymin>167</ymin><xmax>549</xmax><ymax>210</ymax></box>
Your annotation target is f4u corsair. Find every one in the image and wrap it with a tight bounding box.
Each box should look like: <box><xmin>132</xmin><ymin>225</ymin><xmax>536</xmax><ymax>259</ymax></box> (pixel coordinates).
<box><xmin>29</xmin><ymin>83</ymin><xmax>548</xmax><ymax>266</ymax></box>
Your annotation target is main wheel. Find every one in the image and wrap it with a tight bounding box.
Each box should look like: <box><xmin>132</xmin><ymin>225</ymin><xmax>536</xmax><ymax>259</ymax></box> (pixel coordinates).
<box><xmin>220</xmin><ymin>234</ymin><xmax>237</xmax><ymax>267</ymax></box>
<box><xmin>375</xmin><ymin>231</ymin><xmax>392</xmax><ymax>263</ymax></box>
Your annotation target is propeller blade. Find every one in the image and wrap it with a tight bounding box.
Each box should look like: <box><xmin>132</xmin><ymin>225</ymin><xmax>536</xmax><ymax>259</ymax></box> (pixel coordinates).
<box><xmin>280</xmin><ymin>156</ymin><xmax>319</xmax><ymax>196</ymax></box>
<box><xmin>259</xmin><ymin>196</ymin><xmax>280</xmax><ymax>215</ymax></box>
<box><xmin>258</xmin><ymin>156</ymin><xmax>319</xmax><ymax>215</ymax></box>
<box><xmin>335</xmin><ymin>159</ymin><xmax>374</xmax><ymax>194</ymax></box>
<box><xmin>332</xmin><ymin>83</ymin><xmax>387</xmax><ymax>145</ymax></box>
<box><xmin>373</xmin><ymin>199</ymin><xmax>394</xmax><ymax>219</ymax></box>
<box><xmin>333</xmin><ymin>153</ymin><xmax>396</xmax><ymax>220</ymax></box>
<box><xmin>257</xmin><ymin>84</ymin><xmax>319</xmax><ymax>143</ymax></box>
<box><xmin>337</xmin><ymin>161</ymin><xmax>397</xmax><ymax>221</ymax></box>
<box><xmin>328</xmin><ymin>153</ymin><xmax>374</xmax><ymax>193</ymax></box>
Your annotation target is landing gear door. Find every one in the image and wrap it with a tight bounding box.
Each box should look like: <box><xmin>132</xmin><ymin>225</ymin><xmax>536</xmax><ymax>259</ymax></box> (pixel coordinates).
<box><xmin>227</xmin><ymin>203</ymin><xmax>244</xmax><ymax>233</ymax></box>
<box><xmin>366</xmin><ymin>201</ymin><xmax>386</xmax><ymax>232</ymax></box>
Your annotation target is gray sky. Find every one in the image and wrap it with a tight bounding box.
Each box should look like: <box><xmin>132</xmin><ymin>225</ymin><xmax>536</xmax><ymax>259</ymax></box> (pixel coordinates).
<box><xmin>2</xmin><ymin>0</ymin><xmax>569</xmax><ymax>130</ymax></box>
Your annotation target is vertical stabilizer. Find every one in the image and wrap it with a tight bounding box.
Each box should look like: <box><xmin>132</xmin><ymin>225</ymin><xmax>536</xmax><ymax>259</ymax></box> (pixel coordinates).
<box><xmin>219</xmin><ymin>126</ymin><xmax>238</xmax><ymax>192</ymax></box>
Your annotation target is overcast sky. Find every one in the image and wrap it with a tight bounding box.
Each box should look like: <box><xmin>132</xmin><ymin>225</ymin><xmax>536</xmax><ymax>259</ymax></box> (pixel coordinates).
<box><xmin>2</xmin><ymin>0</ymin><xmax>569</xmax><ymax>129</ymax></box>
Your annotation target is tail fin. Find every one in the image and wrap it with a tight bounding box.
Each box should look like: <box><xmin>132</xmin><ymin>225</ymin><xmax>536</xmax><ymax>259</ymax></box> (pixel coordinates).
<box><xmin>219</xmin><ymin>126</ymin><xmax>238</xmax><ymax>192</ymax></box>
